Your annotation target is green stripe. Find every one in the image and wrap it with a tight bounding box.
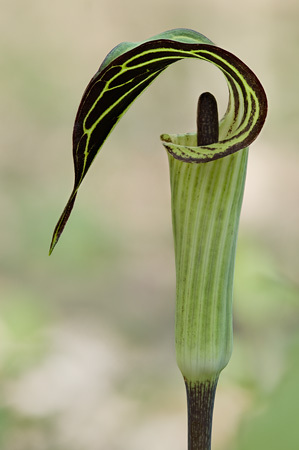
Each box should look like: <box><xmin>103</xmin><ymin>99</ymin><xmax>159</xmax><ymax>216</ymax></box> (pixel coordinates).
<box><xmin>169</xmin><ymin>148</ymin><xmax>248</xmax><ymax>380</ymax></box>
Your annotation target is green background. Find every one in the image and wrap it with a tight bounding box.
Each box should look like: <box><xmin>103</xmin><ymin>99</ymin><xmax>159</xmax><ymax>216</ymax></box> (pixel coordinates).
<box><xmin>1</xmin><ymin>0</ymin><xmax>298</xmax><ymax>448</ymax></box>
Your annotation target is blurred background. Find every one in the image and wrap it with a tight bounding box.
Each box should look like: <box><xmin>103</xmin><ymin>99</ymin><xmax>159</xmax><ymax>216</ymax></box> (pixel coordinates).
<box><xmin>1</xmin><ymin>0</ymin><xmax>299</xmax><ymax>448</ymax></box>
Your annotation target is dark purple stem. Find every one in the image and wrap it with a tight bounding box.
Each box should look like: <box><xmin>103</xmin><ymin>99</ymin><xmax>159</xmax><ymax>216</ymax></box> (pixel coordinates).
<box><xmin>185</xmin><ymin>377</ymin><xmax>219</xmax><ymax>450</ymax></box>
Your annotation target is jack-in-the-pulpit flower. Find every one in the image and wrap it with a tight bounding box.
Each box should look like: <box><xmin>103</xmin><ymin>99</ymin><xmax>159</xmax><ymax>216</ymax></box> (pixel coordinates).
<box><xmin>49</xmin><ymin>29</ymin><xmax>267</xmax><ymax>450</ymax></box>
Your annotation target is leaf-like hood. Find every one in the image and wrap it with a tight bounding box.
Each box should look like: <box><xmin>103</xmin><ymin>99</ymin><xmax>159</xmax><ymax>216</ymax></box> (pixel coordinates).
<box><xmin>49</xmin><ymin>28</ymin><xmax>267</xmax><ymax>254</ymax></box>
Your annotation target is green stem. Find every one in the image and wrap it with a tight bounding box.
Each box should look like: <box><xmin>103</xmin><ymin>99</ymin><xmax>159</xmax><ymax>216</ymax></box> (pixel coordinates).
<box><xmin>185</xmin><ymin>377</ymin><xmax>219</xmax><ymax>450</ymax></box>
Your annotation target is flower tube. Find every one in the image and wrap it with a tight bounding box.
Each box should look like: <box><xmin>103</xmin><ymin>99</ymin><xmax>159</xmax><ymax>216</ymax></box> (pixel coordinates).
<box><xmin>163</xmin><ymin>94</ymin><xmax>248</xmax><ymax>448</ymax></box>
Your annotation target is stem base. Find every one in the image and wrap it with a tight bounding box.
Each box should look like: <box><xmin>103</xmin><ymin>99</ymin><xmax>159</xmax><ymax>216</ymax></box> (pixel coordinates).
<box><xmin>185</xmin><ymin>377</ymin><xmax>219</xmax><ymax>450</ymax></box>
